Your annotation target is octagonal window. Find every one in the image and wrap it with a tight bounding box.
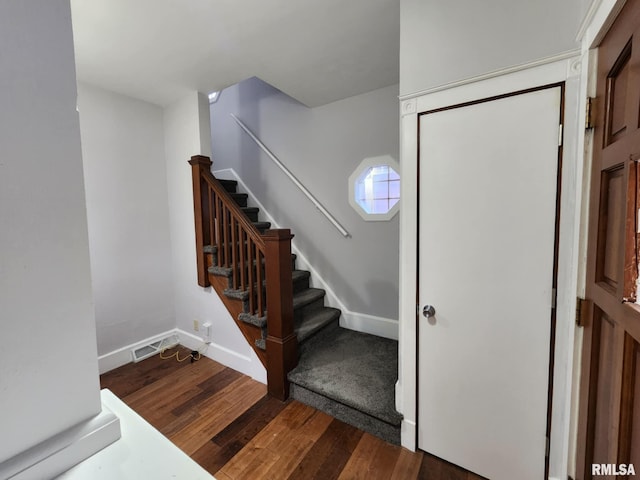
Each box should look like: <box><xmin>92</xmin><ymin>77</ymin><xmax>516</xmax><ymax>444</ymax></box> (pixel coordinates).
<box><xmin>349</xmin><ymin>155</ymin><xmax>400</xmax><ymax>221</ymax></box>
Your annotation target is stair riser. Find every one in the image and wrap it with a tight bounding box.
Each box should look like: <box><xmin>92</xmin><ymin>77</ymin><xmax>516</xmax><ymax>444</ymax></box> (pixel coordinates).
<box><xmin>244</xmin><ymin>211</ymin><xmax>259</xmax><ymax>222</ymax></box>
<box><xmin>293</xmin><ymin>274</ymin><xmax>310</xmax><ymax>294</ymax></box>
<box><xmin>294</xmin><ymin>297</ymin><xmax>325</xmax><ymax>325</ymax></box>
<box><xmin>297</xmin><ymin>316</ymin><xmax>340</xmax><ymax>353</ymax></box>
<box><xmin>218</xmin><ymin>179</ymin><xmax>238</xmax><ymax>193</ymax></box>
<box><xmin>230</xmin><ymin>194</ymin><xmax>248</xmax><ymax>207</ymax></box>
<box><xmin>290</xmin><ymin>384</ymin><xmax>400</xmax><ymax>445</ymax></box>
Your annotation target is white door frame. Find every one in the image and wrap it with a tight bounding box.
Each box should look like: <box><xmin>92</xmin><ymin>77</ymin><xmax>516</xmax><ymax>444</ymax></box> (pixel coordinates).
<box><xmin>397</xmin><ymin>56</ymin><xmax>585</xmax><ymax>480</ymax></box>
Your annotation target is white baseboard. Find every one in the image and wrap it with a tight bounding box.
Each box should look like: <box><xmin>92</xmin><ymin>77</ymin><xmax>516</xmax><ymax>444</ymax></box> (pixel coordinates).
<box><xmin>176</xmin><ymin>329</ymin><xmax>267</xmax><ymax>384</ymax></box>
<box><xmin>97</xmin><ymin>329</ymin><xmax>179</xmax><ymax>374</ymax></box>
<box><xmin>340</xmin><ymin>310</ymin><xmax>398</xmax><ymax>340</ymax></box>
<box><xmin>0</xmin><ymin>407</ymin><xmax>120</xmax><ymax>480</ymax></box>
<box><xmin>401</xmin><ymin>419</ymin><xmax>417</xmax><ymax>451</ymax></box>
<box><xmin>214</xmin><ymin>168</ymin><xmax>399</xmax><ymax>341</ymax></box>
<box><xmin>98</xmin><ymin>328</ymin><xmax>267</xmax><ymax>384</ymax></box>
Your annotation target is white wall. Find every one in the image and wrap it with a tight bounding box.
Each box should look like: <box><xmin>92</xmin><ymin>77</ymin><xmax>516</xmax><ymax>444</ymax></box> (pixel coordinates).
<box><xmin>210</xmin><ymin>78</ymin><xmax>400</xmax><ymax>322</ymax></box>
<box><xmin>0</xmin><ymin>0</ymin><xmax>101</xmax><ymax>464</ymax></box>
<box><xmin>78</xmin><ymin>83</ymin><xmax>175</xmax><ymax>356</ymax></box>
<box><xmin>400</xmin><ymin>0</ymin><xmax>587</xmax><ymax>97</ymax></box>
<box><xmin>164</xmin><ymin>92</ymin><xmax>266</xmax><ymax>382</ymax></box>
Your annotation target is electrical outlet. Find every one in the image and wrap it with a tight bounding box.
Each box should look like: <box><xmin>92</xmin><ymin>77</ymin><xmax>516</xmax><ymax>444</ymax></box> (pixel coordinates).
<box><xmin>193</xmin><ymin>319</ymin><xmax>199</xmax><ymax>332</ymax></box>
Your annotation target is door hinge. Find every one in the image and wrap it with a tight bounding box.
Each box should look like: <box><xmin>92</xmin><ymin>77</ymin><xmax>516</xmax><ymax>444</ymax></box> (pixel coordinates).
<box><xmin>546</xmin><ymin>436</ymin><xmax>550</xmax><ymax>458</ymax></box>
<box><xmin>558</xmin><ymin>124</ymin><xmax>563</xmax><ymax>147</ymax></box>
<box><xmin>585</xmin><ymin>97</ymin><xmax>595</xmax><ymax>130</ymax></box>
<box><xmin>576</xmin><ymin>297</ymin><xmax>590</xmax><ymax>327</ymax></box>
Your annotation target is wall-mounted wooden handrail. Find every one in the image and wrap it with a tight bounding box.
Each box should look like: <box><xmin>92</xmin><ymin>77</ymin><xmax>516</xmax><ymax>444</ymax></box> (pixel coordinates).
<box><xmin>189</xmin><ymin>155</ymin><xmax>295</xmax><ymax>400</ymax></box>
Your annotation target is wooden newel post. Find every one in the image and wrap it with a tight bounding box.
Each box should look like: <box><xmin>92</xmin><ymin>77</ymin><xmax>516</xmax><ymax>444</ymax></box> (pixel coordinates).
<box><xmin>264</xmin><ymin>228</ymin><xmax>297</xmax><ymax>400</ymax></box>
<box><xmin>188</xmin><ymin>155</ymin><xmax>213</xmax><ymax>288</ymax></box>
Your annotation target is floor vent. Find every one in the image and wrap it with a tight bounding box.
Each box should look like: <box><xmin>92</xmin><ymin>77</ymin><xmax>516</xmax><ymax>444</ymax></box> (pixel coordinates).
<box><xmin>131</xmin><ymin>334</ymin><xmax>179</xmax><ymax>363</ymax></box>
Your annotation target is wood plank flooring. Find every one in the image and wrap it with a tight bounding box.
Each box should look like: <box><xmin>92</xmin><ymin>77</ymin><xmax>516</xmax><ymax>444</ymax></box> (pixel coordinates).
<box><xmin>100</xmin><ymin>346</ymin><xmax>485</xmax><ymax>479</ymax></box>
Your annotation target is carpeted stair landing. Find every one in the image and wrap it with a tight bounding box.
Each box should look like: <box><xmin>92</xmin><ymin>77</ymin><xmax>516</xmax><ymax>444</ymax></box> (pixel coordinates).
<box><xmin>288</xmin><ymin>322</ymin><xmax>403</xmax><ymax>445</ymax></box>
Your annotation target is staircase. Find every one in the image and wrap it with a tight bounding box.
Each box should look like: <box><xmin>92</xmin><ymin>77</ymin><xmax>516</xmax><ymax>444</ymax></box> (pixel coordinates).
<box><xmin>189</xmin><ymin>155</ymin><xmax>402</xmax><ymax>444</ymax></box>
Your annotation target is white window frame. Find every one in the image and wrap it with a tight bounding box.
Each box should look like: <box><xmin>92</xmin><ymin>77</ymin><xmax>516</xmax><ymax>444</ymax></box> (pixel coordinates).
<box><xmin>348</xmin><ymin>155</ymin><xmax>400</xmax><ymax>221</ymax></box>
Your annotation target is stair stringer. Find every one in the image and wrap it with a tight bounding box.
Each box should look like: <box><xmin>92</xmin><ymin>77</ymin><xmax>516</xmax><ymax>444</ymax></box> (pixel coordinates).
<box><xmin>204</xmin><ymin>264</ymin><xmax>267</xmax><ymax>368</ymax></box>
<box><xmin>214</xmin><ymin>168</ymin><xmax>398</xmax><ymax>340</ymax></box>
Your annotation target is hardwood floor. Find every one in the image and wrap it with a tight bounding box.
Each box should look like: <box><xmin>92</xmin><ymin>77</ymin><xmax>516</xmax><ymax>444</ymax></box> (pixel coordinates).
<box><xmin>100</xmin><ymin>346</ymin><xmax>485</xmax><ymax>479</ymax></box>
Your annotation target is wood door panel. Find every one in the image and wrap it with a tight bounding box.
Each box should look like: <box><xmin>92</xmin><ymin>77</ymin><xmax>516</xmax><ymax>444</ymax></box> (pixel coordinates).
<box><xmin>605</xmin><ymin>40</ymin><xmax>631</xmax><ymax>146</ymax></box>
<box><xmin>596</xmin><ymin>166</ymin><xmax>624</xmax><ymax>289</ymax></box>
<box><xmin>590</xmin><ymin>312</ymin><xmax>617</xmax><ymax>465</ymax></box>
<box><xmin>620</xmin><ymin>334</ymin><xmax>640</xmax><ymax>467</ymax></box>
<box><xmin>620</xmin><ymin>304</ymin><xmax>640</xmax><ymax>342</ymax></box>
<box><xmin>578</xmin><ymin>1</ymin><xmax>640</xmax><ymax>478</ymax></box>
<box><xmin>601</xmin><ymin>137</ymin><xmax>638</xmax><ymax>170</ymax></box>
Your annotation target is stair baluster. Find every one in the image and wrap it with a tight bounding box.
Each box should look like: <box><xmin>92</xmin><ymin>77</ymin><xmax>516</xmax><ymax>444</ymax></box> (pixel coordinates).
<box><xmin>189</xmin><ymin>155</ymin><xmax>295</xmax><ymax>399</ymax></box>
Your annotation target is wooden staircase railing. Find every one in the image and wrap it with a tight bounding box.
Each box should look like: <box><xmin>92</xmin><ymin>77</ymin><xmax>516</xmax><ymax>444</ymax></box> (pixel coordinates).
<box><xmin>189</xmin><ymin>155</ymin><xmax>297</xmax><ymax>400</ymax></box>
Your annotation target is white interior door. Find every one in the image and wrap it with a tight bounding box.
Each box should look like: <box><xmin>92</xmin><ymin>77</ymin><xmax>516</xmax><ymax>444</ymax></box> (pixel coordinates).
<box><xmin>418</xmin><ymin>86</ymin><xmax>562</xmax><ymax>480</ymax></box>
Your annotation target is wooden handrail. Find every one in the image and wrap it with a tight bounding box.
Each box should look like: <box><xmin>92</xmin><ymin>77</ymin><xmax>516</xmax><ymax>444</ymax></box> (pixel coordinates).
<box><xmin>189</xmin><ymin>155</ymin><xmax>295</xmax><ymax>400</ymax></box>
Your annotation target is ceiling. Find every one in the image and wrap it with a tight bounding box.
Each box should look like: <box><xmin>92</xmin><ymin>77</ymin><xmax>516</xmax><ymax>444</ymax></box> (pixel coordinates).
<box><xmin>70</xmin><ymin>0</ymin><xmax>400</xmax><ymax>108</ymax></box>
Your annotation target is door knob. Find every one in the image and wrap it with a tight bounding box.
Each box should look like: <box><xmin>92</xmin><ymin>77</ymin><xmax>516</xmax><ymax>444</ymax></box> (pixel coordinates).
<box><xmin>422</xmin><ymin>305</ymin><xmax>436</xmax><ymax>318</ymax></box>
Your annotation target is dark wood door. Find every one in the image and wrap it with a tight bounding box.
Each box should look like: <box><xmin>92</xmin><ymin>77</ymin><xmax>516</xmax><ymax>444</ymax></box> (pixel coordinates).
<box><xmin>577</xmin><ymin>2</ymin><xmax>640</xmax><ymax>478</ymax></box>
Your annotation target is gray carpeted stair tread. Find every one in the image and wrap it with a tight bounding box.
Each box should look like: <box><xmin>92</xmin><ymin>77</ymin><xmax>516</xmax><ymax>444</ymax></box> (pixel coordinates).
<box><xmin>293</xmin><ymin>288</ymin><xmax>325</xmax><ymax>311</ymax></box>
<box><xmin>235</xmin><ymin>275</ymin><xmax>326</xmax><ymax>328</ymax></box>
<box><xmin>239</xmin><ymin>304</ymin><xmax>338</xmax><ymax>339</ymax></box>
<box><xmin>223</xmin><ymin>288</ymin><xmax>250</xmax><ymax>302</ymax></box>
<box><xmin>242</xmin><ymin>207</ymin><xmax>259</xmax><ymax>221</ymax></box>
<box><xmin>238</xmin><ymin>312</ymin><xmax>267</xmax><ymax>328</ymax></box>
<box><xmin>229</xmin><ymin>192</ymin><xmax>248</xmax><ymax>206</ymax></box>
<box><xmin>209</xmin><ymin>265</ymin><xmax>233</xmax><ymax>278</ymax></box>
<box><xmin>295</xmin><ymin>307</ymin><xmax>340</xmax><ymax>344</ymax></box>
<box><xmin>288</xmin><ymin>327</ymin><xmax>402</xmax><ymax>427</ymax></box>
<box><xmin>252</xmin><ymin>221</ymin><xmax>271</xmax><ymax>231</ymax></box>
<box><xmin>292</xmin><ymin>269</ymin><xmax>310</xmax><ymax>284</ymax></box>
